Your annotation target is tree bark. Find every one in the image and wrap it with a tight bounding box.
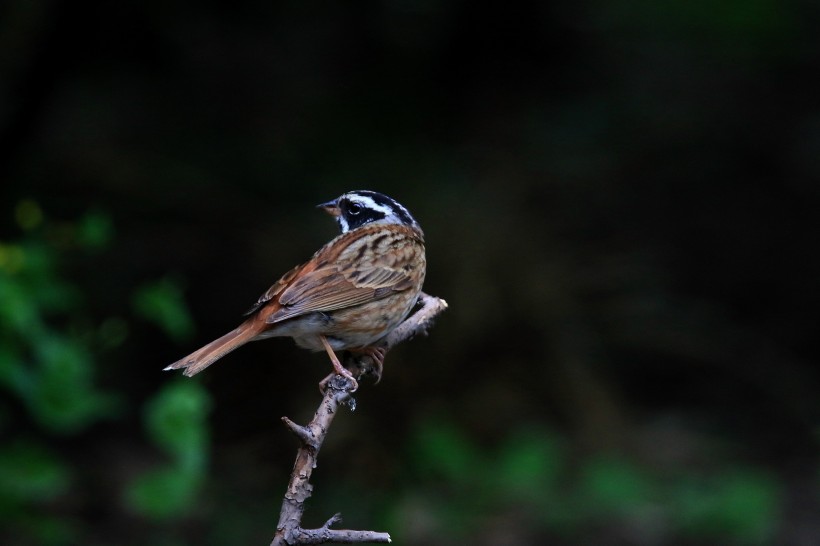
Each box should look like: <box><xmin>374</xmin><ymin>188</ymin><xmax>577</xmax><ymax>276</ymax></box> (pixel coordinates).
<box><xmin>270</xmin><ymin>292</ymin><xmax>448</xmax><ymax>545</ymax></box>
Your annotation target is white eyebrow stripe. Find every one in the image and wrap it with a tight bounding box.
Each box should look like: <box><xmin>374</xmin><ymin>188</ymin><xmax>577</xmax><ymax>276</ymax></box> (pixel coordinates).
<box><xmin>351</xmin><ymin>195</ymin><xmax>393</xmax><ymax>215</ymax></box>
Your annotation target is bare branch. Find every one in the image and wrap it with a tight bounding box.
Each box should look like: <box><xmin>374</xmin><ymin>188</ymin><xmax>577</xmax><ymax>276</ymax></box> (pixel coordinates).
<box><xmin>270</xmin><ymin>292</ymin><xmax>446</xmax><ymax>545</ymax></box>
<box><xmin>384</xmin><ymin>292</ymin><xmax>449</xmax><ymax>348</ymax></box>
<box><xmin>344</xmin><ymin>292</ymin><xmax>449</xmax><ymax>380</ymax></box>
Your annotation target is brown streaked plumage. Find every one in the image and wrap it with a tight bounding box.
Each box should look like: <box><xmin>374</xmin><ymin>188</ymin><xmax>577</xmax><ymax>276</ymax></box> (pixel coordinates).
<box><xmin>164</xmin><ymin>191</ymin><xmax>426</xmax><ymax>390</ymax></box>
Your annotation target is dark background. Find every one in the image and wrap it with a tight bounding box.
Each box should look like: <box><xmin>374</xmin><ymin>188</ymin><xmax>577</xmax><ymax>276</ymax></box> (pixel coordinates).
<box><xmin>2</xmin><ymin>1</ymin><xmax>819</xmax><ymax>545</ymax></box>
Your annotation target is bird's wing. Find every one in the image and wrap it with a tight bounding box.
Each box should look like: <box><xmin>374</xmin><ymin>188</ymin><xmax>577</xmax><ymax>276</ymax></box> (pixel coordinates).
<box><xmin>266</xmin><ymin>262</ymin><xmax>417</xmax><ymax>324</ymax></box>
<box><xmin>244</xmin><ymin>262</ymin><xmax>304</xmax><ymax>316</ymax></box>
<box><xmin>253</xmin><ymin>226</ymin><xmax>422</xmax><ymax>324</ymax></box>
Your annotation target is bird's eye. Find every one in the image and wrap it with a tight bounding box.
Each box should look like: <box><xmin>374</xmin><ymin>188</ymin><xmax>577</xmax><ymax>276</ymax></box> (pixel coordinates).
<box><xmin>347</xmin><ymin>202</ymin><xmax>362</xmax><ymax>215</ymax></box>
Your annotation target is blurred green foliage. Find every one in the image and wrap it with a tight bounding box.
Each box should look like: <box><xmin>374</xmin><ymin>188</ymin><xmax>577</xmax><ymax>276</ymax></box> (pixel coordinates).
<box><xmin>674</xmin><ymin>469</ymin><xmax>781</xmax><ymax>543</ymax></box>
<box><xmin>0</xmin><ymin>202</ymin><xmax>209</xmax><ymax>544</ymax></box>
<box><xmin>0</xmin><ymin>205</ymin><xmax>119</xmax><ymax>434</ymax></box>
<box><xmin>126</xmin><ymin>380</ymin><xmax>211</xmax><ymax>519</ymax></box>
<box><xmin>388</xmin><ymin>419</ymin><xmax>781</xmax><ymax>544</ymax></box>
<box><xmin>133</xmin><ymin>278</ymin><xmax>195</xmax><ymax>344</ymax></box>
<box><xmin>0</xmin><ymin>441</ymin><xmax>70</xmax><ymax>508</ymax></box>
<box><xmin>0</xmin><ymin>441</ymin><xmax>76</xmax><ymax>543</ymax></box>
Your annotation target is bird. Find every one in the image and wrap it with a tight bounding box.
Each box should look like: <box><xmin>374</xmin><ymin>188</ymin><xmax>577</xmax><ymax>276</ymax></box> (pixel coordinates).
<box><xmin>164</xmin><ymin>190</ymin><xmax>426</xmax><ymax>391</ymax></box>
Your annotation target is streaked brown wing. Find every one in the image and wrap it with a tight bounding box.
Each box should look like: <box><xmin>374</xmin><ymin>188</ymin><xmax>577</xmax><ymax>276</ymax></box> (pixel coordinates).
<box><xmin>243</xmin><ymin>262</ymin><xmax>305</xmax><ymax>316</ymax></box>
<box><xmin>263</xmin><ymin>225</ymin><xmax>423</xmax><ymax>324</ymax></box>
<box><xmin>266</xmin><ymin>266</ymin><xmax>410</xmax><ymax>323</ymax></box>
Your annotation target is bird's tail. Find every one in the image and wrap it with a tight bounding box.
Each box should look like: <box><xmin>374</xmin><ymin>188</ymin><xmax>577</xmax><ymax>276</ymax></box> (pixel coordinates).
<box><xmin>164</xmin><ymin>322</ymin><xmax>260</xmax><ymax>377</ymax></box>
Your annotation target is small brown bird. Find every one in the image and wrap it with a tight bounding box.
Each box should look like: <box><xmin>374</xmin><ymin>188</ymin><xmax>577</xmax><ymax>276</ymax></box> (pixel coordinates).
<box><xmin>165</xmin><ymin>190</ymin><xmax>426</xmax><ymax>390</ymax></box>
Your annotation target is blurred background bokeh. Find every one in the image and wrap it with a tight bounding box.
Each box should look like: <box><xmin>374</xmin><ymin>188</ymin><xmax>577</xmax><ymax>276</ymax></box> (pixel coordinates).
<box><xmin>2</xmin><ymin>1</ymin><xmax>819</xmax><ymax>544</ymax></box>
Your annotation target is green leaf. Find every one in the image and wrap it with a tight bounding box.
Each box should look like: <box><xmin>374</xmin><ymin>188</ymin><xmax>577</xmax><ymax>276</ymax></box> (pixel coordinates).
<box><xmin>674</xmin><ymin>469</ymin><xmax>781</xmax><ymax>543</ymax></box>
<box><xmin>0</xmin><ymin>441</ymin><xmax>70</xmax><ymax>504</ymax></box>
<box><xmin>127</xmin><ymin>381</ymin><xmax>213</xmax><ymax>519</ymax></box>
<box><xmin>27</xmin><ymin>337</ymin><xmax>120</xmax><ymax>433</ymax></box>
<box><xmin>0</xmin><ymin>344</ymin><xmax>32</xmax><ymax>397</ymax></box>
<box><xmin>144</xmin><ymin>380</ymin><xmax>211</xmax><ymax>470</ymax></box>
<box><xmin>0</xmin><ymin>274</ymin><xmax>42</xmax><ymax>336</ymax></box>
<box><xmin>497</xmin><ymin>429</ymin><xmax>566</xmax><ymax>499</ymax></box>
<box><xmin>577</xmin><ymin>455</ymin><xmax>656</xmax><ymax>516</ymax></box>
<box><xmin>76</xmin><ymin>211</ymin><xmax>114</xmax><ymax>250</ymax></box>
<box><xmin>125</xmin><ymin>467</ymin><xmax>201</xmax><ymax>519</ymax></box>
<box><xmin>0</xmin><ymin>242</ymin><xmax>26</xmax><ymax>273</ymax></box>
<box><xmin>132</xmin><ymin>278</ymin><xmax>195</xmax><ymax>342</ymax></box>
<box><xmin>14</xmin><ymin>199</ymin><xmax>44</xmax><ymax>231</ymax></box>
<box><xmin>411</xmin><ymin>420</ymin><xmax>485</xmax><ymax>485</ymax></box>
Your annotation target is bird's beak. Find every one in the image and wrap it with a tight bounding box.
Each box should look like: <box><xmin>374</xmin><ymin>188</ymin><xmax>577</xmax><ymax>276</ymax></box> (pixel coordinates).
<box><xmin>317</xmin><ymin>199</ymin><xmax>341</xmax><ymax>217</ymax></box>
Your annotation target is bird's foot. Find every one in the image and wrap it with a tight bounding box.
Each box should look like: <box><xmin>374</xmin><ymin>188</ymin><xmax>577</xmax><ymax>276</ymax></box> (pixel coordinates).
<box><xmin>353</xmin><ymin>346</ymin><xmax>387</xmax><ymax>383</ymax></box>
<box><xmin>318</xmin><ymin>335</ymin><xmax>359</xmax><ymax>393</ymax></box>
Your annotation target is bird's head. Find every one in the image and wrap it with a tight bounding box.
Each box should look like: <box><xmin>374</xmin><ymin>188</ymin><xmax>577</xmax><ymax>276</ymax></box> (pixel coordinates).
<box><xmin>318</xmin><ymin>190</ymin><xmax>421</xmax><ymax>234</ymax></box>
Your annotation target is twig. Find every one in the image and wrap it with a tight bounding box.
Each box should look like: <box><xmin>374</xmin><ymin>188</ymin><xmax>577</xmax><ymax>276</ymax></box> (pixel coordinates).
<box><xmin>343</xmin><ymin>292</ymin><xmax>449</xmax><ymax>380</ymax></box>
<box><xmin>270</xmin><ymin>292</ymin><xmax>448</xmax><ymax>545</ymax></box>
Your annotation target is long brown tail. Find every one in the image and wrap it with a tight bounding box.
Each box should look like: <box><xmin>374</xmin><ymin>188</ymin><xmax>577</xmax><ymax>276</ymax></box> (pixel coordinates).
<box><xmin>164</xmin><ymin>321</ymin><xmax>261</xmax><ymax>377</ymax></box>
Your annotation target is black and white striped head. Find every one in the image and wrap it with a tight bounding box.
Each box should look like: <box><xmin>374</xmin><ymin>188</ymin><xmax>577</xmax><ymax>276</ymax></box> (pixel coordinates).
<box><xmin>318</xmin><ymin>190</ymin><xmax>421</xmax><ymax>233</ymax></box>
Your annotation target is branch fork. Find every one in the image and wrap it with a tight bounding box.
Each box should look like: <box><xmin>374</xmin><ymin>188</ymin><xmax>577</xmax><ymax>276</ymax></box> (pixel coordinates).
<box><xmin>270</xmin><ymin>292</ymin><xmax>447</xmax><ymax>545</ymax></box>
